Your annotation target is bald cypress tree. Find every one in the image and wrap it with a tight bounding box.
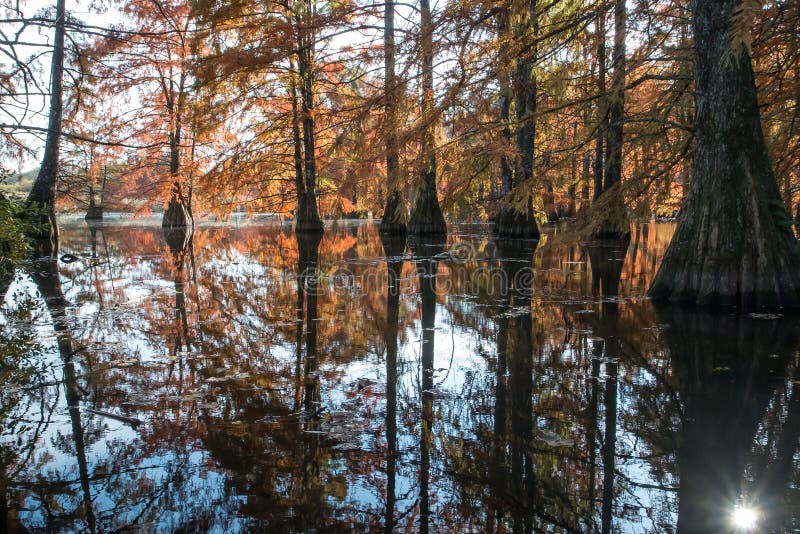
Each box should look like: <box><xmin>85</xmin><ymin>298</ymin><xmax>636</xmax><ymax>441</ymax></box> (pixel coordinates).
<box><xmin>26</xmin><ymin>0</ymin><xmax>66</xmax><ymax>240</ymax></box>
<box><xmin>649</xmin><ymin>0</ymin><xmax>800</xmax><ymax>308</ymax></box>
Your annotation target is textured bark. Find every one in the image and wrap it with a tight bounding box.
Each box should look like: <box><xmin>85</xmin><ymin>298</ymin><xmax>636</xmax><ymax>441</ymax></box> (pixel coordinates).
<box><xmin>515</xmin><ymin>0</ymin><xmax>536</xmax><ymax>188</ymax></box>
<box><xmin>498</xmin><ymin>8</ymin><xmax>513</xmax><ymax>203</ymax></box>
<box><xmin>649</xmin><ymin>0</ymin><xmax>800</xmax><ymax>308</ymax></box>
<box><xmin>494</xmin><ymin>199</ymin><xmax>540</xmax><ymax>238</ymax></box>
<box><xmin>26</xmin><ymin>0</ymin><xmax>66</xmax><ymax>240</ymax></box>
<box><xmin>380</xmin><ymin>190</ymin><xmax>407</xmax><ymax>234</ymax></box>
<box><xmin>408</xmin><ymin>0</ymin><xmax>446</xmax><ymax>237</ymax></box>
<box><xmin>162</xmin><ymin>185</ymin><xmax>192</xmax><ymax>229</ymax></box>
<box><xmin>604</xmin><ymin>0</ymin><xmax>625</xmax><ymax>194</ymax></box>
<box><xmin>379</xmin><ymin>0</ymin><xmax>407</xmax><ymax>235</ymax></box>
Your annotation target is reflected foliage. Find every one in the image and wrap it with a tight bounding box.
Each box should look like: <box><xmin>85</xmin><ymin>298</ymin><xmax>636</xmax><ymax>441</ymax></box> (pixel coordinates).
<box><xmin>0</xmin><ymin>221</ymin><xmax>797</xmax><ymax>532</ymax></box>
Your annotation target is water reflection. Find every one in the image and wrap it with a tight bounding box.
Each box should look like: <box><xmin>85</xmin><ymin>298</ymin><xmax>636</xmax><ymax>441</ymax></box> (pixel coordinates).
<box><xmin>0</xmin><ymin>221</ymin><xmax>798</xmax><ymax>531</ymax></box>
<box><xmin>657</xmin><ymin>306</ymin><xmax>800</xmax><ymax>533</ymax></box>
<box><xmin>380</xmin><ymin>233</ymin><xmax>405</xmax><ymax>534</ymax></box>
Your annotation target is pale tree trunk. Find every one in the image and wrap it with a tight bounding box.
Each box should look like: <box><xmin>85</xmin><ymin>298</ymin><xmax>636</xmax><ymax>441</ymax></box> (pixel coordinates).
<box><xmin>379</xmin><ymin>0</ymin><xmax>407</xmax><ymax>234</ymax></box>
<box><xmin>649</xmin><ymin>0</ymin><xmax>800</xmax><ymax>308</ymax></box>
<box><xmin>408</xmin><ymin>0</ymin><xmax>446</xmax><ymax>236</ymax></box>
<box><xmin>27</xmin><ymin>0</ymin><xmax>66</xmax><ymax>240</ymax></box>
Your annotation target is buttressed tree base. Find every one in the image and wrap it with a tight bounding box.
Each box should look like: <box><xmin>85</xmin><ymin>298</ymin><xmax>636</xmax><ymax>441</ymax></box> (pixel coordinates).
<box><xmin>649</xmin><ymin>0</ymin><xmax>800</xmax><ymax>308</ymax></box>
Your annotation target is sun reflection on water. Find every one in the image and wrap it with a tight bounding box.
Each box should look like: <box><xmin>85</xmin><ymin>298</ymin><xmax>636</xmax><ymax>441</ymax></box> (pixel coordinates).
<box><xmin>730</xmin><ymin>505</ymin><xmax>759</xmax><ymax>531</ymax></box>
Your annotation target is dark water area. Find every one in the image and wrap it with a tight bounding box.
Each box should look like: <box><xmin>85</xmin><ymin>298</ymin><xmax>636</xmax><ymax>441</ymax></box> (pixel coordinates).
<box><xmin>0</xmin><ymin>220</ymin><xmax>798</xmax><ymax>532</ymax></box>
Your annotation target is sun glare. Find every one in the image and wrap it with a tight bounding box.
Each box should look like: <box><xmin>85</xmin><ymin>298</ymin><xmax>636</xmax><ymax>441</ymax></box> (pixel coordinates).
<box><xmin>731</xmin><ymin>505</ymin><xmax>759</xmax><ymax>531</ymax></box>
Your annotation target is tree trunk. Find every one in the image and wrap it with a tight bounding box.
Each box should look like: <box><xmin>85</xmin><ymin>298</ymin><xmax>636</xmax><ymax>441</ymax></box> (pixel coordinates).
<box><xmin>26</xmin><ymin>0</ymin><xmax>66</xmax><ymax>240</ymax></box>
<box><xmin>495</xmin><ymin>0</ymin><xmax>539</xmax><ymax>239</ymax></box>
<box><xmin>162</xmin><ymin>133</ymin><xmax>192</xmax><ymax>229</ymax></box>
<box><xmin>380</xmin><ymin>0</ymin><xmax>407</xmax><ymax>234</ymax></box>
<box><xmin>498</xmin><ymin>8</ymin><xmax>513</xmax><ymax>203</ymax></box>
<box><xmin>290</xmin><ymin>60</ymin><xmax>307</xmax><ymax>224</ymax></box>
<box><xmin>593</xmin><ymin>1</ymin><xmax>606</xmax><ymax>203</ymax></box>
<box><xmin>604</xmin><ymin>0</ymin><xmax>625</xmax><ymax>193</ymax></box>
<box><xmin>595</xmin><ymin>0</ymin><xmax>630</xmax><ymax>238</ymax></box>
<box><xmin>408</xmin><ymin>0</ymin><xmax>446</xmax><ymax>236</ymax></box>
<box><xmin>85</xmin><ymin>185</ymin><xmax>102</xmax><ymax>220</ymax></box>
<box><xmin>295</xmin><ymin>32</ymin><xmax>324</xmax><ymax>234</ymax></box>
<box><xmin>162</xmin><ymin>79</ymin><xmax>193</xmax><ymax>230</ymax></box>
<box><xmin>649</xmin><ymin>0</ymin><xmax>800</xmax><ymax>308</ymax></box>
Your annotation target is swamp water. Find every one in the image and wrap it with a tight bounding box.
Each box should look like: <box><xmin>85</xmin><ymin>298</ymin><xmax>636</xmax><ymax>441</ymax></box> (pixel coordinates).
<box><xmin>0</xmin><ymin>220</ymin><xmax>798</xmax><ymax>532</ymax></box>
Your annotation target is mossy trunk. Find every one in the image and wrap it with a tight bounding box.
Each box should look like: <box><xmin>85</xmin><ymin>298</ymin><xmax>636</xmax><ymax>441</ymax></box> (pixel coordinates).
<box><xmin>649</xmin><ymin>0</ymin><xmax>800</xmax><ymax>308</ymax></box>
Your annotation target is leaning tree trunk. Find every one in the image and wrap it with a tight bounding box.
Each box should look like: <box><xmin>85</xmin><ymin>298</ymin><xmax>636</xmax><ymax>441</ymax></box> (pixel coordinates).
<box><xmin>379</xmin><ymin>0</ymin><xmax>407</xmax><ymax>235</ymax></box>
<box><xmin>649</xmin><ymin>0</ymin><xmax>800</xmax><ymax>308</ymax></box>
<box><xmin>495</xmin><ymin>0</ymin><xmax>539</xmax><ymax>239</ymax></box>
<box><xmin>408</xmin><ymin>0</ymin><xmax>446</xmax><ymax>236</ymax></box>
<box><xmin>26</xmin><ymin>0</ymin><xmax>66</xmax><ymax>240</ymax></box>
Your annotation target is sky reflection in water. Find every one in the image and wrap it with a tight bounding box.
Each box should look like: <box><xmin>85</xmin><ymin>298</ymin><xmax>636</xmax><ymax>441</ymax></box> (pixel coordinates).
<box><xmin>0</xmin><ymin>220</ymin><xmax>798</xmax><ymax>532</ymax></box>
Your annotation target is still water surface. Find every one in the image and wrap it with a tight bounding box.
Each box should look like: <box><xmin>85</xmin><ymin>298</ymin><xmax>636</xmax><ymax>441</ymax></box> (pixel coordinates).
<box><xmin>0</xmin><ymin>221</ymin><xmax>798</xmax><ymax>532</ymax></box>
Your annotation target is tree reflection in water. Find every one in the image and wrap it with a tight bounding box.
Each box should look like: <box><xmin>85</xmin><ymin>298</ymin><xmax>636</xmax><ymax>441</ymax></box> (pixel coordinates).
<box><xmin>657</xmin><ymin>307</ymin><xmax>800</xmax><ymax>533</ymax></box>
<box><xmin>0</xmin><ymin>221</ymin><xmax>798</xmax><ymax>531</ymax></box>
<box><xmin>380</xmin><ymin>232</ymin><xmax>405</xmax><ymax>534</ymax></box>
